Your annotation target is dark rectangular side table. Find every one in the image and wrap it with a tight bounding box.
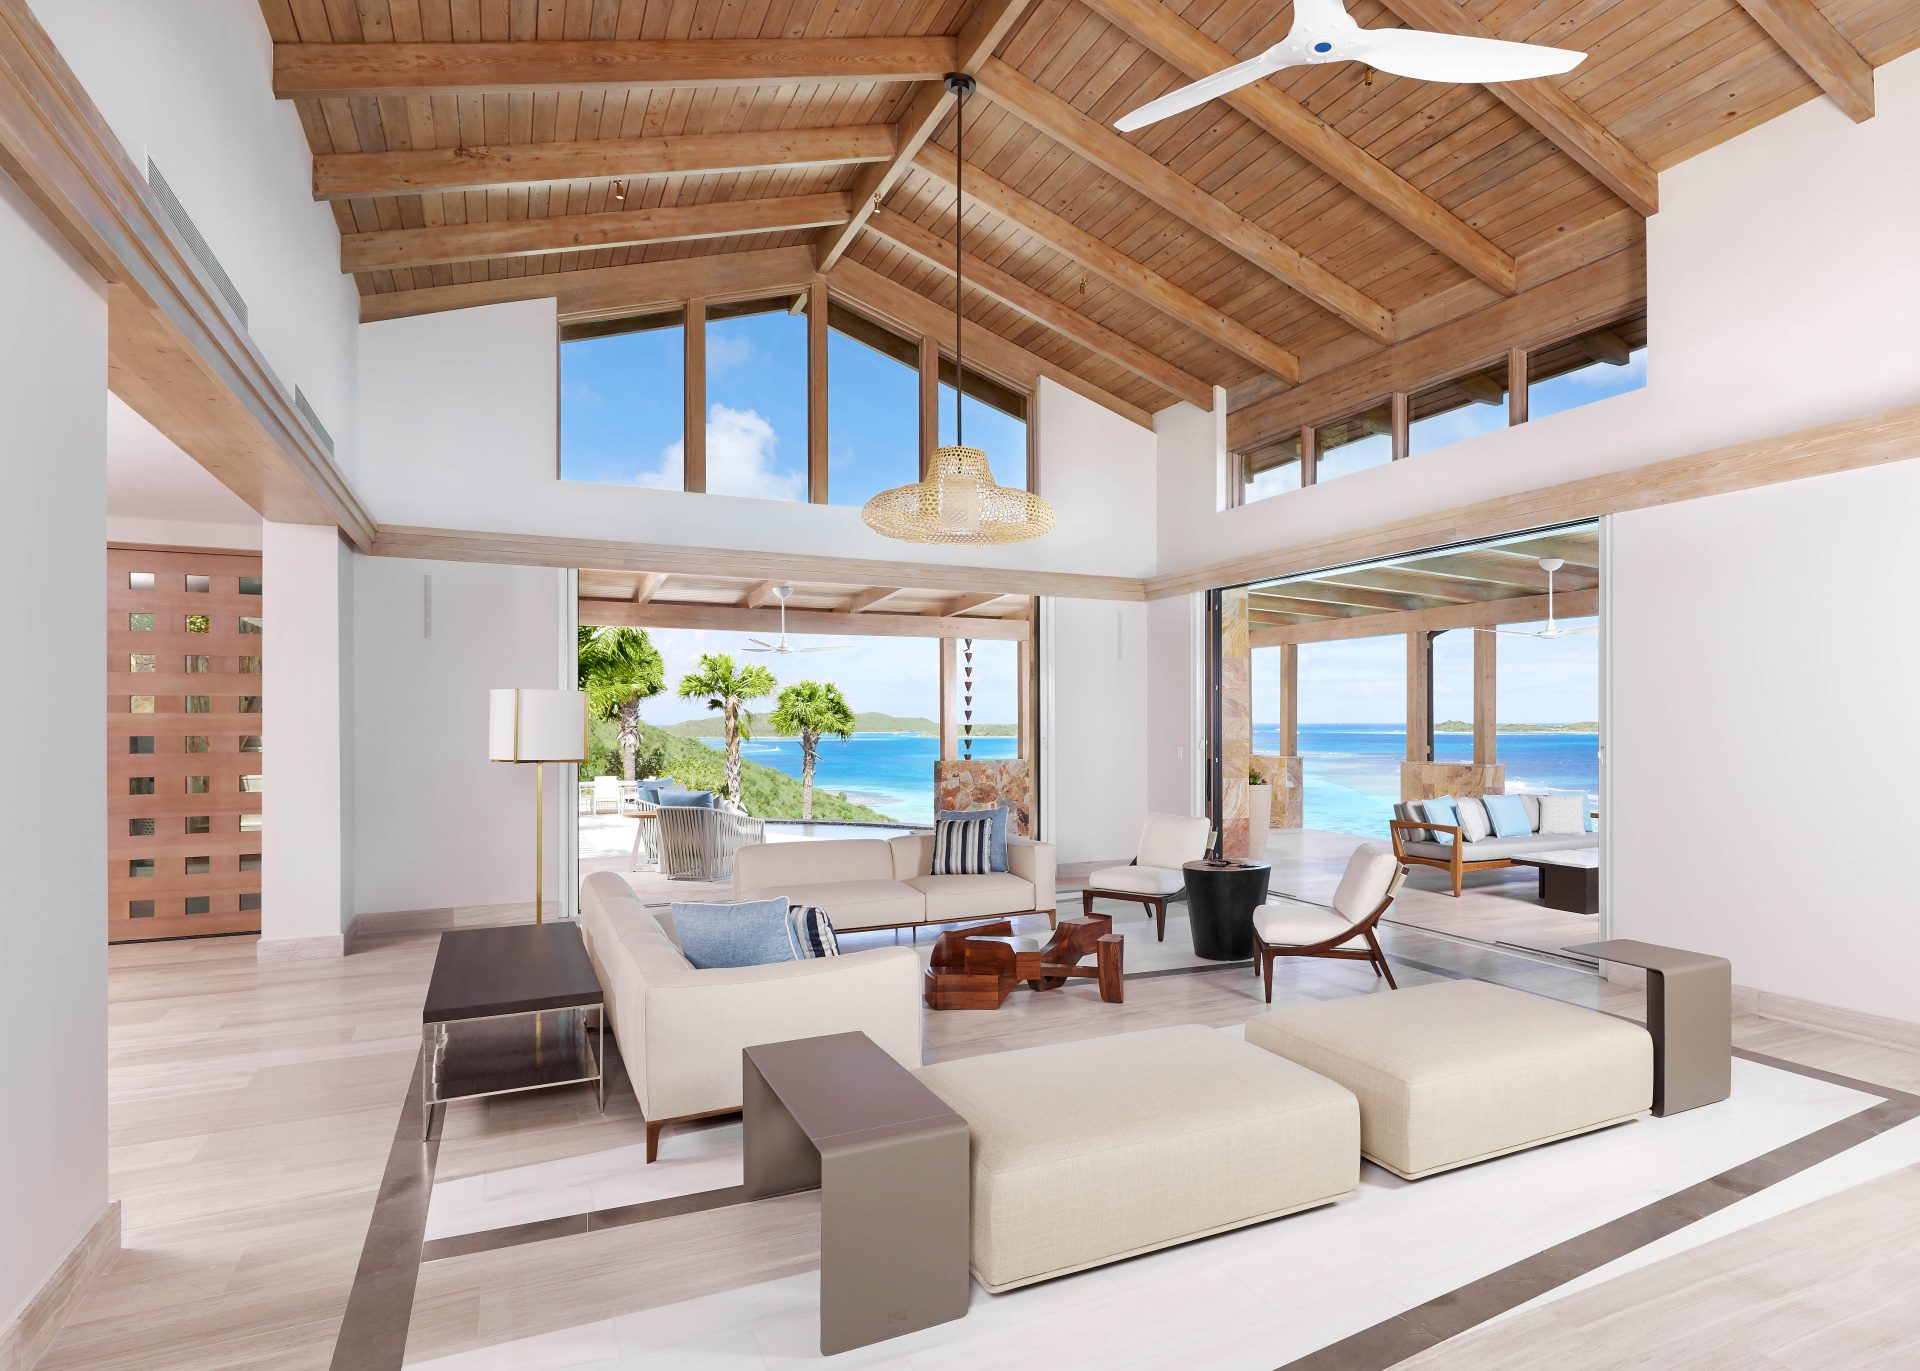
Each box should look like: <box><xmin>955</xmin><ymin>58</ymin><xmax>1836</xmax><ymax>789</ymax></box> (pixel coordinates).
<box><xmin>1567</xmin><ymin>939</ymin><xmax>1731</xmax><ymax>1115</ymax></box>
<box><xmin>420</xmin><ymin>923</ymin><xmax>606</xmax><ymax>1140</ymax></box>
<box><xmin>1513</xmin><ymin>848</ymin><xmax>1600</xmax><ymax>914</ymax></box>
<box><xmin>743</xmin><ymin>1032</ymin><xmax>970</xmax><ymax>1355</ymax></box>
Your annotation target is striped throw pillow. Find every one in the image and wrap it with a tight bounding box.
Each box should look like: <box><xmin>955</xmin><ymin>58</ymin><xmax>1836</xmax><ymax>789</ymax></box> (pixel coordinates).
<box><xmin>931</xmin><ymin>815</ymin><xmax>993</xmax><ymax>876</ymax></box>
<box><xmin>785</xmin><ymin>904</ymin><xmax>839</xmax><ymax>959</ymax></box>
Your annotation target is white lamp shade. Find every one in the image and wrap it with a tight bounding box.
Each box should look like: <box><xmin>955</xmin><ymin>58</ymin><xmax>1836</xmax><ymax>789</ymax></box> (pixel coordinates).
<box><xmin>489</xmin><ymin>688</ymin><xmax>587</xmax><ymax>762</ymax></box>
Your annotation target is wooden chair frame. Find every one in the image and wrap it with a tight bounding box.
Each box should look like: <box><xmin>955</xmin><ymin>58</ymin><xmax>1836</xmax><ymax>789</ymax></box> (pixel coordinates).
<box><xmin>1255</xmin><ymin>865</ymin><xmax>1410</xmax><ymax>1003</ymax></box>
<box><xmin>1080</xmin><ymin>886</ymin><xmax>1180</xmax><ymax>942</ymax></box>
<box><xmin>1388</xmin><ymin>818</ymin><xmax>1515</xmax><ymax>898</ymax></box>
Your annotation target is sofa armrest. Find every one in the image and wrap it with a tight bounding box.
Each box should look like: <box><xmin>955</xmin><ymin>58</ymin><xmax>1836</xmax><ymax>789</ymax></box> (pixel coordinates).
<box><xmin>1389</xmin><ymin>818</ymin><xmax>1462</xmax><ymax>861</ymax></box>
<box><xmin>638</xmin><ymin>947</ymin><xmax>923</xmax><ymax>1120</ymax></box>
<box><xmin>1006</xmin><ymin>837</ymin><xmax>1056</xmax><ymax>910</ymax></box>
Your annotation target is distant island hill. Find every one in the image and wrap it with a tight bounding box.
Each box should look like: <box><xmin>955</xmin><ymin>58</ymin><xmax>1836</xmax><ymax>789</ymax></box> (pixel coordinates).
<box><xmin>1433</xmin><ymin>721</ymin><xmax>1599</xmax><ymax>733</ymax></box>
<box><xmin>663</xmin><ymin>711</ymin><xmax>1017</xmax><ymax>739</ymax></box>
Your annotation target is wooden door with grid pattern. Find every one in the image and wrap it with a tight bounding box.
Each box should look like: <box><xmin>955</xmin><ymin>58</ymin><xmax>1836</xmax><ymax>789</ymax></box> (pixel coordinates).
<box><xmin>108</xmin><ymin>547</ymin><xmax>264</xmax><ymax>941</ymax></box>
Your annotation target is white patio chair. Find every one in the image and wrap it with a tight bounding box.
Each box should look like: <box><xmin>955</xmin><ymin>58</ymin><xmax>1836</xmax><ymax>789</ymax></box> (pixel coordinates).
<box><xmin>1252</xmin><ymin>843</ymin><xmax>1409</xmax><ymax>1002</ymax></box>
<box><xmin>592</xmin><ymin>775</ymin><xmax>622</xmax><ymax>814</ymax></box>
<box><xmin>1081</xmin><ymin>812</ymin><xmax>1211</xmax><ymax>941</ymax></box>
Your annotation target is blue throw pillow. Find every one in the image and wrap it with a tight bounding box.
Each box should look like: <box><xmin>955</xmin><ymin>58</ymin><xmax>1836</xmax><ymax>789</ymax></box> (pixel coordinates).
<box><xmin>940</xmin><ymin>805</ymin><xmax>1009</xmax><ymax>871</ymax></box>
<box><xmin>1484</xmin><ymin>793</ymin><xmax>1531</xmax><ymax>838</ymax></box>
<box><xmin>634</xmin><ymin>782</ymin><xmax>663</xmax><ymax>806</ymax></box>
<box><xmin>657</xmin><ymin>788</ymin><xmax>714</xmax><ymax>809</ymax></box>
<box><xmin>1419</xmin><ymin>797</ymin><xmax>1459</xmax><ymax>846</ymax></box>
<box><xmin>787</xmin><ymin>904</ymin><xmax>840</xmax><ymax>959</ymax></box>
<box><xmin>671</xmin><ymin>897</ymin><xmax>799</xmax><ymax>969</ymax></box>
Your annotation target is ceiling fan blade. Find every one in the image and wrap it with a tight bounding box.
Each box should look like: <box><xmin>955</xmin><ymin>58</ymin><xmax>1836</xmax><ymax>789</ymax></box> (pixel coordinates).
<box><xmin>1115</xmin><ymin>51</ymin><xmax>1287</xmax><ymax>132</ymax></box>
<box><xmin>796</xmin><ymin>645</ymin><xmax>847</xmax><ymax>652</ymax></box>
<box><xmin>745</xmin><ymin>637</ymin><xmax>777</xmax><ymax>649</ymax></box>
<box><xmin>1560</xmin><ymin>626</ymin><xmax>1601</xmax><ymax>636</ymax></box>
<box><xmin>1346</xmin><ymin>27</ymin><xmax>1584</xmax><ymax>84</ymax></box>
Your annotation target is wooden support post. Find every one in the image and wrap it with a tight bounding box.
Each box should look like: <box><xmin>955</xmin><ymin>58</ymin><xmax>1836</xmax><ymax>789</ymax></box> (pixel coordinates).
<box><xmin>1017</xmin><ymin>598</ymin><xmax>1037</xmax><ymax>761</ymax></box>
<box><xmin>684</xmin><ymin>297</ymin><xmax>707</xmax><ymax>492</ymax></box>
<box><xmin>1279</xmin><ymin>642</ymin><xmax>1298</xmax><ymax>757</ymax></box>
<box><xmin>1507</xmin><ymin>346</ymin><xmax>1528</xmax><ymax>426</ymax></box>
<box><xmin>1473</xmin><ymin>629</ymin><xmax>1497</xmax><ymax>766</ymax></box>
<box><xmin>1390</xmin><ymin>391</ymin><xmax>1410</xmax><ymax>461</ymax></box>
<box><xmin>939</xmin><ymin>636</ymin><xmax>960</xmax><ymax>760</ymax></box>
<box><xmin>806</xmin><ymin>281</ymin><xmax>828</xmax><ymax>504</ymax></box>
<box><xmin>1406</xmin><ymin>632</ymin><xmax>1431</xmax><ymax>764</ymax></box>
<box><xmin>918</xmin><ymin>334</ymin><xmax>939</xmax><ymax>479</ymax></box>
<box><xmin>1300</xmin><ymin>425</ymin><xmax>1318</xmax><ymax>487</ymax></box>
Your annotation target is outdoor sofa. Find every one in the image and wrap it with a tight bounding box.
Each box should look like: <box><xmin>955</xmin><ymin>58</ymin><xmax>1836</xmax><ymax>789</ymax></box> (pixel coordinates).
<box><xmin>1389</xmin><ymin>792</ymin><xmax>1597</xmax><ymax>896</ymax></box>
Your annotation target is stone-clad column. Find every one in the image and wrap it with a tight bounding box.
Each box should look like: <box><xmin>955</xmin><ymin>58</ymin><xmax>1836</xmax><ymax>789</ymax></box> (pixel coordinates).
<box><xmin>1220</xmin><ymin>589</ymin><xmax>1252</xmax><ymax>857</ymax></box>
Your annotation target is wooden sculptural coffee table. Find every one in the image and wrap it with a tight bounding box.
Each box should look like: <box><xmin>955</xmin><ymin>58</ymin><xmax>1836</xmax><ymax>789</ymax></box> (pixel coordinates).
<box><xmin>923</xmin><ymin>914</ymin><xmax>1124</xmax><ymax>1010</ymax></box>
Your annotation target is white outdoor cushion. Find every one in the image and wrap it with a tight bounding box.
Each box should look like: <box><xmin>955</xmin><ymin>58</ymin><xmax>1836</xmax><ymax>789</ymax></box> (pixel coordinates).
<box><xmin>1537</xmin><ymin>793</ymin><xmax>1586</xmax><ymax>835</ymax></box>
<box><xmin>1135</xmin><ymin>812</ymin><xmax>1210</xmax><ymax>872</ymax></box>
<box><xmin>906</xmin><ymin>872</ymin><xmax>1038</xmax><ymax>921</ymax></box>
<box><xmin>1255</xmin><ymin>899</ymin><xmax>1364</xmax><ymax>949</ymax></box>
<box><xmin>1454</xmin><ymin>796</ymin><xmax>1492</xmax><ymax>843</ymax></box>
<box><xmin>1086</xmin><ymin>863</ymin><xmax>1185</xmax><ymax>896</ymax></box>
<box><xmin>1330</xmin><ymin>843</ymin><xmax>1400</xmax><ymax>922</ymax></box>
<box><xmin>1246</xmin><ymin>979</ymin><xmax>1652</xmax><ymax>1179</ymax></box>
<box><xmin>732</xmin><ymin>837</ymin><xmax>895</xmax><ymax>894</ymax></box>
<box><xmin>914</xmin><ymin>1025</ymin><xmax>1358</xmax><ymax>1292</ymax></box>
<box><xmin>733</xmin><ymin>878</ymin><xmax>924</xmax><ymax>930</ymax></box>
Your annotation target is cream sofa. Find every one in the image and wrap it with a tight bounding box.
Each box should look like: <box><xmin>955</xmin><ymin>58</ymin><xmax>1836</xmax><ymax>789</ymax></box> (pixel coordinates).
<box><xmin>577</xmin><ymin>871</ymin><xmax>922</xmax><ymax>1162</ymax></box>
<box><xmin>732</xmin><ymin>833</ymin><xmax>1057</xmax><ymax>933</ymax></box>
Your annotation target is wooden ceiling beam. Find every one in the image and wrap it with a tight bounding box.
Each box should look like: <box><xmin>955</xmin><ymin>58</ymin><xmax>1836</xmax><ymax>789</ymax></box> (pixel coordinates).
<box><xmin>846</xmin><ymin>586</ymin><xmax>907</xmax><ymax>612</ymax></box>
<box><xmin>1246</xmin><ymin>595</ymin><xmax>1376</xmax><ymax>619</ymax></box>
<box><xmin>1230</xmin><ymin>246</ymin><xmax>1644</xmax><ymax>453</ymax></box>
<box><xmin>740</xmin><ymin>580</ymin><xmax>784</xmax><ymax>608</ymax></box>
<box><xmin>827</xmin><ymin>257</ymin><xmax>1153</xmax><ymax>427</ymax></box>
<box><xmin>1305</xmin><ymin>568</ymin><xmax>1494</xmax><ymax>605</ymax></box>
<box><xmin>1250</xmin><ymin>581</ymin><xmax>1442</xmax><ymax>614</ymax></box>
<box><xmin>312</xmin><ymin>125</ymin><xmax>896</xmax><ymax>200</ymax></box>
<box><xmin>1733</xmin><ymin>0</ymin><xmax>1874</xmax><ymax>123</ymax></box>
<box><xmin>1081</xmin><ymin>0</ymin><xmax>1517</xmax><ymax>295</ymax></box>
<box><xmin>1371</xmin><ymin>0</ymin><xmax>1658</xmax><ymax>217</ymax></box>
<box><xmin>866</xmin><ymin>207</ymin><xmax>1214</xmax><ymax>408</ymax></box>
<box><xmin>1400</xmin><ymin>552</ymin><xmax>1595</xmax><ymax>594</ymax></box>
<box><xmin>1486</xmin><ymin>533</ymin><xmax>1602</xmax><ymax>564</ymax></box>
<box><xmin>271</xmin><ymin>36</ymin><xmax>958</xmax><ymax>98</ymax></box>
<box><xmin>909</xmin><ymin>147</ymin><xmax>1298</xmax><ymax>384</ymax></box>
<box><xmin>815</xmin><ymin>0</ymin><xmax>1036</xmax><ymax>272</ymax></box>
<box><xmin>930</xmin><ymin>591</ymin><xmax>1007</xmax><ymax>617</ymax></box>
<box><xmin>1252</xmin><ymin>589</ymin><xmax>1598</xmax><ymax>646</ymax></box>
<box><xmin>632</xmin><ymin>572</ymin><xmax>668</xmax><ymax>604</ymax></box>
<box><xmin>357</xmin><ymin>244</ymin><xmax>816</xmax><ymax>323</ymax></box>
<box><xmin>580</xmin><ymin>598</ymin><xmax>1029</xmax><ymax>642</ymax></box>
<box><xmin>979</xmin><ymin>57</ymin><xmax>1394</xmax><ymax>343</ymax></box>
<box><xmin>341</xmin><ymin>192</ymin><xmax>851</xmax><ymax>273</ymax></box>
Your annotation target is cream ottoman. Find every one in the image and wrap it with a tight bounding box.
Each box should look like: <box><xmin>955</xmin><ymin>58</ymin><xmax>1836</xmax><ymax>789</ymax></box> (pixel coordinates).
<box><xmin>912</xmin><ymin>1025</ymin><xmax>1358</xmax><ymax>1292</ymax></box>
<box><xmin>1245</xmin><ymin>980</ymin><xmax>1651</xmax><ymax>1179</ymax></box>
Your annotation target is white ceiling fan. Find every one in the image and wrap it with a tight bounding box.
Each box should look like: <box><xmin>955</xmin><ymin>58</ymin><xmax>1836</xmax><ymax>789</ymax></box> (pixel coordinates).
<box><xmin>1479</xmin><ymin>559</ymin><xmax>1598</xmax><ymax>640</ymax></box>
<box><xmin>1115</xmin><ymin>0</ymin><xmax>1585</xmax><ymax>133</ymax></box>
<box><xmin>744</xmin><ymin>585</ymin><xmax>848</xmax><ymax>655</ymax></box>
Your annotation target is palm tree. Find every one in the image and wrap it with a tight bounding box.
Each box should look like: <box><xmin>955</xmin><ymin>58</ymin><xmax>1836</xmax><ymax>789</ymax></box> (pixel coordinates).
<box><xmin>676</xmin><ymin>653</ymin><xmax>776</xmax><ymax>807</ymax></box>
<box><xmin>770</xmin><ymin>681</ymin><xmax>856</xmax><ymax>820</ymax></box>
<box><xmin>577</xmin><ymin>626</ymin><xmax>666</xmax><ymax>781</ymax></box>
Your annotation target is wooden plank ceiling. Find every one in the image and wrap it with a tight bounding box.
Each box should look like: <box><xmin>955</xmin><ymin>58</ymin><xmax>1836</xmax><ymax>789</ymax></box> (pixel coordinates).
<box><xmin>260</xmin><ymin>0</ymin><xmax>1915</xmax><ymax>421</ymax></box>
<box><xmin>576</xmin><ymin>569</ymin><xmax>1030</xmax><ymax>639</ymax></box>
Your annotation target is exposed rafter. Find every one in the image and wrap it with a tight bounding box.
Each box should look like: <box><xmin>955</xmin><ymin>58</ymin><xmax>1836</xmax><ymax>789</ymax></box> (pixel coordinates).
<box><xmin>979</xmin><ymin>58</ymin><xmax>1395</xmax><ymax>343</ymax></box>
<box><xmin>581</xmin><ymin>598</ymin><xmax>1029</xmax><ymax>641</ymax></box>
<box><xmin>1369</xmin><ymin>0</ymin><xmax>1658</xmax><ymax>217</ymax></box>
<box><xmin>866</xmin><ymin>207</ymin><xmax>1214</xmax><ymax>408</ymax></box>
<box><xmin>271</xmin><ymin>36</ymin><xmax>958</xmax><ymax>98</ymax></box>
<box><xmin>1733</xmin><ymin>0</ymin><xmax>1875</xmax><ymax>123</ymax></box>
<box><xmin>1252</xmin><ymin>588</ymin><xmax>1599</xmax><ymax>646</ymax></box>
<box><xmin>909</xmin><ymin>146</ymin><xmax>1298</xmax><ymax>384</ymax></box>
<box><xmin>341</xmin><ymin>192</ymin><xmax>852</xmax><ymax>273</ymax></box>
<box><xmin>1081</xmin><ymin>0</ymin><xmax>1517</xmax><ymax>295</ymax></box>
<box><xmin>311</xmin><ymin>126</ymin><xmax>895</xmax><ymax>200</ymax></box>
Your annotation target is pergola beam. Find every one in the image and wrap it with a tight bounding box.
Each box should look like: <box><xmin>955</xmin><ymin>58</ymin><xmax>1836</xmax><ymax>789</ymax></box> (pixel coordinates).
<box><xmin>979</xmin><ymin>57</ymin><xmax>1394</xmax><ymax>343</ymax></box>
<box><xmin>312</xmin><ymin>126</ymin><xmax>896</xmax><ymax>200</ymax></box>
<box><xmin>866</xmin><ymin>207</ymin><xmax>1214</xmax><ymax>408</ymax></box>
<box><xmin>814</xmin><ymin>0</ymin><xmax>1035</xmax><ymax>272</ymax></box>
<box><xmin>846</xmin><ymin>586</ymin><xmax>906</xmax><ymax>612</ymax></box>
<box><xmin>740</xmin><ymin>580</ymin><xmax>784</xmax><ymax>608</ymax></box>
<box><xmin>1403</xmin><ymin>552</ymin><xmax>1597</xmax><ymax>594</ymax></box>
<box><xmin>1252</xmin><ymin>588</ymin><xmax>1599</xmax><ymax>646</ymax></box>
<box><xmin>1082</xmin><ymin>0</ymin><xmax>1516</xmax><ymax>295</ymax></box>
<box><xmin>579</xmin><ymin>598</ymin><xmax>1028</xmax><ymax>641</ymax></box>
<box><xmin>909</xmin><ymin>146</ymin><xmax>1298</xmax><ymax>383</ymax></box>
<box><xmin>1251</xmin><ymin>581</ymin><xmax>1445</xmax><ymax>614</ymax></box>
<box><xmin>1733</xmin><ymin>0</ymin><xmax>1874</xmax><ymax>123</ymax></box>
<box><xmin>931</xmin><ymin>591</ymin><xmax>1008</xmax><ymax>617</ymax></box>
<box><xmin>1370</xmin><ymin>0</ymin><xmax>1658</xmax><ymax>217</ymax></box>
<box><xmin>272</xmin><ymin>37</ymin><xmax>958</xmax><ymax>98</ymax></box>
<box><xmin>340</xmin><ymin>192</ymin><xmax>851</xmax><ymax>273</ymax></box>
<box><xmin>632</xmin><ymin>572</ymin><xmax>668</xmax><ymax>604</ymax></box>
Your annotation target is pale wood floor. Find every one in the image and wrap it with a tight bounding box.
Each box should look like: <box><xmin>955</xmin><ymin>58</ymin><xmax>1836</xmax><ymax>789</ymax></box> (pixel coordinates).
<box><xmin>35</xmin><ymin>902</ymin><xmax>1920</xmax><ymax>1370</ymax></box>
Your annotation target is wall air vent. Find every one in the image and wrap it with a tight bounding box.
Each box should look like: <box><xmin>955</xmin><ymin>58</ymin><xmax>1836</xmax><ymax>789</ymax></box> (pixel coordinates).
<box><xmin>293</xmin><ymin>386</ymin><xmax>335</xmax><ymax>457</ymax></box>
<box><xmin>145</xmin><ymin>159</ymin><xmax>249</xmax><ymax>328</ymax></box>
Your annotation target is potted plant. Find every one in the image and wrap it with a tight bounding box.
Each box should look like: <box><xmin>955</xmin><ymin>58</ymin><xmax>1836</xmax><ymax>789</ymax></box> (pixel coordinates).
<box><xmin>1247</xmin><ymin>767</ymin><xmax>1272</xmax><ymax>839</ymax></box>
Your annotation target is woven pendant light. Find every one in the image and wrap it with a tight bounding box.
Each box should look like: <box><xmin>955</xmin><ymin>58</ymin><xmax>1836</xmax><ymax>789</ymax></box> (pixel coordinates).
<box><xmin>861</xmin><ymin>73</ymin><xmax>1055</xmax><ymax>546</ymax></box>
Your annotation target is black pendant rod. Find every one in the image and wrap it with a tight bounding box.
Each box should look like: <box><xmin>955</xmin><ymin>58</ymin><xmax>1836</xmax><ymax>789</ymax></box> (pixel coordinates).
<box><xmin>945</xmin><ymin>73</ymin><xmax>975</xmax><ymax>449</ymax></box>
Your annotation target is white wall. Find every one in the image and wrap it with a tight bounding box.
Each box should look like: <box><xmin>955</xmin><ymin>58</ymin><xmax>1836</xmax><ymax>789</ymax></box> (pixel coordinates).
<box><xmin>0</xmin><ymin>177</ymin><xmax>109</xmax><ymax>1336</ymax></box>
<box><xmin>351</xmin><ymin>556</ymin><xmax>570</xmax><ymax>916</ymax></box>
<box><xmin>1609</xmin><ymin>461</ymin><xmax>1920</xmax><ymax>1025</ymax></box>
<box><xmin>356</xmin><ymin>304</ymin><xmax>1159</xmax><ymax>579</ymax></box>
<box><xmin>1155</xmin><ymin>49</ymin><xmax>1920</xmax><ymax>580</ymax></box>
<box><xmin>1044</xmin><ymin>598</ymin><xmax>1150</xmax><ymax>865</ymax></box>
<box><xmin>1145</xmin><ymin>593</ymin><xmax>1206</xmax><ymax>820</ymax></box>
<box><xmin>106</xmin><ymin>395</ymin><xmax>262</xmax><ymax>550</ymax></box>
<box><xmin>30</xmin><ymin>0</ymin><xmax>362</xmax><ymax>480</ymax></box>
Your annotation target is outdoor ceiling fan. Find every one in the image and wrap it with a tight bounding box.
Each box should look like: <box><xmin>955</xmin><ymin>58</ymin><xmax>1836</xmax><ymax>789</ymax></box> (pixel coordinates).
<box><xmin>744</xmin><ymin>585</ymin><xmax>847</xmax><ymax>655</ymax></box>
<box><xmin>1478</xmin><ymin>559</ymin><xmax>1598</xmax><ymax>640</ymax></box>
<box><xmin>1114</xmin><ymin>0</ymin><xmax>1585</xmax><ymax>133</ymax></box>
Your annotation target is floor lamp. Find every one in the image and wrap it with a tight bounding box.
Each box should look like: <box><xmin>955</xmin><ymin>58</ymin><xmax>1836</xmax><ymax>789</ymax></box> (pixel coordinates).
<box><xmin>489</xmin><ymin>687</ymin><xmax>588</xmax><ymax>924</ymax></box>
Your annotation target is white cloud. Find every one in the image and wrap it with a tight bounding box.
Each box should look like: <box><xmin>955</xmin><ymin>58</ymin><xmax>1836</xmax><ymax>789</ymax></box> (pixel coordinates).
<box><xmin>627</xmin><ymin>404</ymin><xmax>804</xmax><ymax>502</ymax></box>
<box><xmin>706</xmin><ymin>331</ymin><xmax>755</xmax><ymax>374</ymax></box>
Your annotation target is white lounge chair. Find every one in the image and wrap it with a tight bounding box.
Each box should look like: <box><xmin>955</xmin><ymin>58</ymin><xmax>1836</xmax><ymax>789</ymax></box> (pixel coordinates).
<box><xmin>1081</xmin><ymin>812</ymin><xmax>1211</xmax><ymax>941</ymax></box>
<box><xmin>1252</xmin><ymin>843</ymin><xmax>1409</xmax><ymax>1001</ymax></box>
<box><xmin>657</xmin><ymin>805</ymin><xmax>765</xmax><ymax>880</ymax></box>
<box><xmin>591</xmin><ymin>775</ymin><xmax>622</xmax><ymax>814</ymax></box>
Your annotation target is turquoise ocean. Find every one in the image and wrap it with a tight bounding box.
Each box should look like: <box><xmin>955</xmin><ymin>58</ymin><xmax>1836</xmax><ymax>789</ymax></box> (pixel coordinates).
<box><xmin>704</xmin><ymin>726</ymin><xmax>1597</xmax><ymax>835</ymax></box>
